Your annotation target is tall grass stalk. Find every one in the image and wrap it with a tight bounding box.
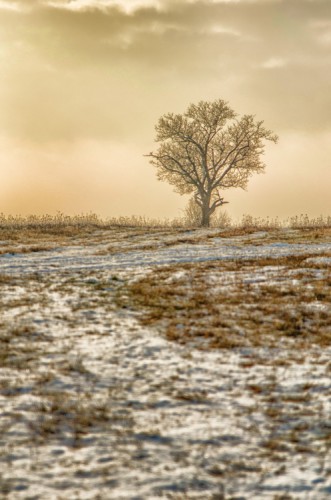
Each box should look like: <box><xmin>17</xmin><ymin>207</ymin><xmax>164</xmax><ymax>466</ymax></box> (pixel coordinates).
<box><xmin>0</xmin><ymin>211</ymin><xmax>330</xmax><ymax>230</ymax></box>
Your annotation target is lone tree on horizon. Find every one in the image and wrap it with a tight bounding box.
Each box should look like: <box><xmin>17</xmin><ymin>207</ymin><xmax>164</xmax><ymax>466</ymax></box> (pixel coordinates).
<box><xmin>146</xmin><ymin>99</ymin><xmax>278</xmax><ymax>227</ymax></box>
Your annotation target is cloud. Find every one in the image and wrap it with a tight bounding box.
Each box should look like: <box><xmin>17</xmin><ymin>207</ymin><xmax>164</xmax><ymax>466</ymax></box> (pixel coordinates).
<box><xmin>44</xmin><ymin>0</ymin><xmax>165</xmax><ymax>13</ymax></box>
<box><xmin>261</xmin><ymin>57</ymin><xmax>287</xmax><ymax>69</ymax></box>
<box><xmin>0</xmin><ymin>1</ymin><xmax>21</xmax><ymax>10</ymax></box>
<box><xmin>0</xmin><ymin>0</ymin><xmax>331</xmax><ymax>143</ymax></box>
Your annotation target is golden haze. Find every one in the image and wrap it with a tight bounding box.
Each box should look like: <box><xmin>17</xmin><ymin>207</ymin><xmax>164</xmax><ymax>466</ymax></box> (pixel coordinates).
<box><xmin>1</xmin><ymin>0</ymin><xmax>330</xmax><ymax>219</ymax></box>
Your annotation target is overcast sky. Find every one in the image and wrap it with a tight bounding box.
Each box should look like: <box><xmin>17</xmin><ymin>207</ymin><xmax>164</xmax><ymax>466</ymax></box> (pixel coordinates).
<box><xmin>1</xmin><ymin>0</ymin><xmax>330</xmax><ymax>220</ymax></box>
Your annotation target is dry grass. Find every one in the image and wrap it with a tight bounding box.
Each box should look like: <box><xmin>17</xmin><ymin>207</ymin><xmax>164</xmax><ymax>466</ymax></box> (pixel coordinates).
<box><xmin>1</xmin><ymin>211</ymin><xmax>330</xmax><ymax>230</ymax></box>
<box><xmin>1</xmin><ymin>213</ymin><xmax>330</xmax><ymax>260</ymax></box>
<box><xmin>28</xmin><ymin>392</ymin><xmax>127</xmax><ymax>447</ymax></box>
<box><xmin>118</xmin><ymin>253</ymin><xmax>331</xmax><ymax>350</ymax></box>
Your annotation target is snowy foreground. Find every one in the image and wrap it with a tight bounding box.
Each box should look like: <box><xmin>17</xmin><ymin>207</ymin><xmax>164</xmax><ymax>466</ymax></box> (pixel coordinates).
<box><xmin>0</xmin><ymin>227</ymin><xmax>330</xmax><ymax>499</ymax></box>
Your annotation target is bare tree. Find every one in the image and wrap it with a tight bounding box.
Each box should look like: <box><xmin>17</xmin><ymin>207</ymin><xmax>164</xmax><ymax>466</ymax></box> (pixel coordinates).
<box><xmin>146</xmin><ymin>99</ymin><xmax>278</xmax><ymax>227</ymax></box>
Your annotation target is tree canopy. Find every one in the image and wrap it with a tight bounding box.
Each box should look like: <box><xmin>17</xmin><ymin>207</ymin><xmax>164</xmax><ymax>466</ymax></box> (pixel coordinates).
<box><xmin>147</xmin><ymin>99</ymin><xmax>278</xmax><ymax>226</ymax></box>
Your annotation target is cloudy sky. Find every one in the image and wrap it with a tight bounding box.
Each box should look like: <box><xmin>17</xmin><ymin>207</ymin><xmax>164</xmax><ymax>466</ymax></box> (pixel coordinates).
<box><xmin>1</xmin><ymin>0</ymin><xmax>330</xmax><ymax>220</ymax></box>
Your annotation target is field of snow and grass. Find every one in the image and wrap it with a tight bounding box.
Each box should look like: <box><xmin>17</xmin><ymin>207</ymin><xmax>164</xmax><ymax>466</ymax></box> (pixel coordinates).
<box><xmin>0</xmin><ymin>223</ymin><xmax>330</xmax><ymax>499</ymax></box>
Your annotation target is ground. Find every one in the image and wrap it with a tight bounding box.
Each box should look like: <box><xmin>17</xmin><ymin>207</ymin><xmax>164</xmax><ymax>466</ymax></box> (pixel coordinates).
<box><xmin>0</xmin><ymin>225</ymin><xmax>330</xmax><ymax>499</ymax></box>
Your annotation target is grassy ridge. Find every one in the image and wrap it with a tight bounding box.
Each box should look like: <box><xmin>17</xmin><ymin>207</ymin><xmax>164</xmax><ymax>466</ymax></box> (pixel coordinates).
<box><xmin>0</xmin><ymin>211</ymin><xmax>330</xmax><ymax>231</ymax></box>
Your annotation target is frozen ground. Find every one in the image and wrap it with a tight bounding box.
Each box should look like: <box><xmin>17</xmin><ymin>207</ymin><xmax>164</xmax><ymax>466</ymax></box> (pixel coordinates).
<box><xmin>0</xmin><ymin>226</ymin><xmax>330</xmax><ymax>499</ymax></box>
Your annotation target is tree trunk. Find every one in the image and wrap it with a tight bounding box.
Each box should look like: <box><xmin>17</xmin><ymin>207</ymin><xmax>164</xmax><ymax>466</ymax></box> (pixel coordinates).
<box><xmin>201</xmin><ymin>197</ymin><xmax>211</xmax><ymax>227</ymax></box>
<box><xmin>201</xmin><ymin>209</ymin><xmax>210</xmax><ymax>227</ymax></box>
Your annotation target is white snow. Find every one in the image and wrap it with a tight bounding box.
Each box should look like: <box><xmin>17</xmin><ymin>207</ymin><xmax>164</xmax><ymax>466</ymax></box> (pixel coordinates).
<box><xmin>0</xmin><ymin>228</ymin><xmax>330</xmax><ymax>499</ymax></box>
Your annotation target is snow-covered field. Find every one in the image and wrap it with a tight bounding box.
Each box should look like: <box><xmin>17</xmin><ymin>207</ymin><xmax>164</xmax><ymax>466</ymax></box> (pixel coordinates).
<box><xmin>0</xmin><ymin>226</ymin><xmax>330</xmax><ymax>499</ymax></box>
